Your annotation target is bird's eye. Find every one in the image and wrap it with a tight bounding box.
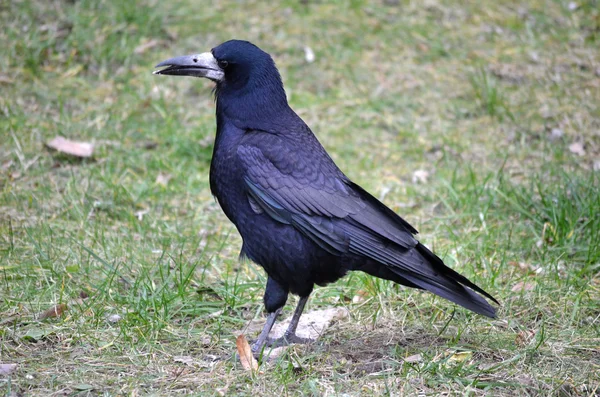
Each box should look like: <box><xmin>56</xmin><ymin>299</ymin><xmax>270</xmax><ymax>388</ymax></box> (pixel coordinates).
<box><xmin>218</xmin><ymin>60</ymin><xmax>229</xmax><ymax>69</ymax></box>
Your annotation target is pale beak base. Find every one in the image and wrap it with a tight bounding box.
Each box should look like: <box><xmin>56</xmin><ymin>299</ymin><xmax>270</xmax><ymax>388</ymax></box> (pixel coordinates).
<box><xmin>153</xmin><ymin>52</ymin><xmax>224</xmax><ymax>82</ymax></box>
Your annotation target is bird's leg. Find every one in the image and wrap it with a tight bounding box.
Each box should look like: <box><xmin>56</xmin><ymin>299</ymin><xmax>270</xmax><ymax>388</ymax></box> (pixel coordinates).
<box><xmin>267</xmin><ymin>295</ymin><xmax>313</xmax><ymax>347</ymax></box>
<box><xmin>252</xmin><ymin>276</ymin><xmax>288</xmax><ymax>353</ymax></box>
<box><xmin>251</xmin><ymin>308</ymin><xmax>281</xmax><ymax>353</ymax></box>
<box><xmin>283</xmin><ymin>295</ymin><xmax>309</xmax><ymax>341</ymax></box>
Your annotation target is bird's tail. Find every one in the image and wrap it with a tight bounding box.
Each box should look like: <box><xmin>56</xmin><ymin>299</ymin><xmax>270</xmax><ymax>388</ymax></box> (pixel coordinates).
<box><xmin>400</xmin><ymin>243</ymin><xmax>498</xmax><ymax>318</ymax></box>
<box><xmin>356</xmin><ymin>243</ymin><xmax>498</xmax><ymax>318</ymax></box>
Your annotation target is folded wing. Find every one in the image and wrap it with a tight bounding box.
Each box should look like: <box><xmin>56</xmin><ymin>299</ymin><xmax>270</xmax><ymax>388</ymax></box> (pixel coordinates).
<box><xmin>238</xmin><ymin>132</ymin><xmax>498</xmax><ymax>317</ymax></box>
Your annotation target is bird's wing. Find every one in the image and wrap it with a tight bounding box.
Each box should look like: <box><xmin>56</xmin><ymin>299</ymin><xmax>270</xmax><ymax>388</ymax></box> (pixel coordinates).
<box><xmin>237</xmin><ymin>132</ymin><xmax>419</xmax><ymax>254</ymax></box>
<box><xmin>238</xmin><ymin>132</ymin><xmax>498</xmax><ymax>314</ymax></box>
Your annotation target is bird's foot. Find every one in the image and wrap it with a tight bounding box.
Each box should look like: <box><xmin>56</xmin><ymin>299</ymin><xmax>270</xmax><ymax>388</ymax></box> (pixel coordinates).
<box><xmin>250</xmin><ymin>333</ymin><xmax>314</xmax><ymax>359</ymax></box>
<box><xmin>265</xmin><ymin>332</ymin><xmax>314</xmax><ymax>348</ymax></box>
<box><xmin>250</xmin><ymin>340</ymin><xmax>263</xmax><ymax>354</ymax></box>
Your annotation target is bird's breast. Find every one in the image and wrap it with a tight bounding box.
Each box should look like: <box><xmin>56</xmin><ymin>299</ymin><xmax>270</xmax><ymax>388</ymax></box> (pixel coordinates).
<box><xmin>209</xmin><ymin>122</ymin><xmax>249</xmax><ymax>225</ymax></box>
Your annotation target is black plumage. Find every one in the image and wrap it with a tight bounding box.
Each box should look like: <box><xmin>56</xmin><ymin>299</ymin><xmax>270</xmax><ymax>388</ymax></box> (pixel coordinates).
<box><xmin>154</xmin><ymin>40</ymin><xmax>498</xmax><ymax>352</ymax></box>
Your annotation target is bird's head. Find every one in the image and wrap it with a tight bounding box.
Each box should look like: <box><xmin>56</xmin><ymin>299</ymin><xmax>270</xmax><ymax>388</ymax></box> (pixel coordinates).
<box><xmin>154</xmin><ymin>40</ymin><xmax>286</xmax><ymax>102</ymax></box>
<box><xmin>154</xmin><ymin>40</ymin><xmax>294</xmax><ymax>127</ymax></box>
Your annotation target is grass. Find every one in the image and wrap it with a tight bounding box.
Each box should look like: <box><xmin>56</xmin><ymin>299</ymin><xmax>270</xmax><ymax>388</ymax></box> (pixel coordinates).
<box><xmin>1</xmin><ymin>0</ymin><xmax>599</xmax><ymax>395</ymax></box>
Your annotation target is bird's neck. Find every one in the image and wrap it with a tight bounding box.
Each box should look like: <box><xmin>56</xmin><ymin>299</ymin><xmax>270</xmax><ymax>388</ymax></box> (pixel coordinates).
<box><xmin>215</xmin><ymin>80</ymin><xmax>296</xmax><ymax>132</ymax></box>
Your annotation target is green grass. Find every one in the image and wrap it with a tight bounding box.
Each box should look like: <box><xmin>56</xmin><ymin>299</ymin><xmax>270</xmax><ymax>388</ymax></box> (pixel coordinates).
<box><xmin>1</xmin><ymin>0</ymin><xmax>599</xmax><ymax>395</ymax></box>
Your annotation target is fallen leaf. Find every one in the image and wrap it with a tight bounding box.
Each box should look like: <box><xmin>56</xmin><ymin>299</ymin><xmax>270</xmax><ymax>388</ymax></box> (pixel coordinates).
<box><xmin>403</xmin><ymin>353</ymin><xmax>422</xmax><ymax>363</ymax></box>
<box><xmin>236</xmin><ymin>334</ymin><xmax>258</xmax><ymax>371</ymax></box>
<box><xmin>0</xmin><ymin>364</ymin><xmax>17</xmax><ymax>375</ymax></box>
<box><xmin>46</xmin><ymin>136</ymin><xmax>94</xmax><ymax>158</ymax></box>
<box><xmin>39</xmin><ymin>303</ymin><xmax>68</xmax><ymax>320</ymax></box>
<box><xmin>511</xmin><ymin>281</ymin><xmax>535</xmax><ymax>292</ymax></box>
<box><xmin>568</xmin><ymin>142</ymin><xmax>585</xmax><ymax>156</ymax></box>
<box><xmin>155</xmin><ymin>172</ymin><xmax>172</xmax><ymax>187</ymax></box>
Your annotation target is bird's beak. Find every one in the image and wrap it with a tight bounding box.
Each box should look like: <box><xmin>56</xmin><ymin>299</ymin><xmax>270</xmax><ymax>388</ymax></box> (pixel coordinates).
<box><xmin>153</xmin><ymin>52</ymin><xmax>224</xmax><ymax>82</ymax></box>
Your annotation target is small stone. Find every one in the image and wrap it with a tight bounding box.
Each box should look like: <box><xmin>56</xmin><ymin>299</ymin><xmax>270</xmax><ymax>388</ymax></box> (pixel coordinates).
<box><xmin>304</xmin><ymin>46</ymin><xmax>315</xmax><ymax>63</ymax></box>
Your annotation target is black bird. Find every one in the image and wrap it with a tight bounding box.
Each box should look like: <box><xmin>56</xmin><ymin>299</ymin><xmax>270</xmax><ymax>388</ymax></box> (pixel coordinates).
<box><xmin>154</xmin><ymin>40</ymin><xmax>498</xmax><ymax>352</ymax></box>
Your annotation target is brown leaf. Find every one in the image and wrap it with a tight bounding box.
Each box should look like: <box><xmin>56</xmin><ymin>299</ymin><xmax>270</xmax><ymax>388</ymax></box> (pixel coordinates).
<box><xmin>39</xmin><ymin>303</ymin><xmax>68</xmax><ymax>320</ymax></box>
<box><xmin>0</xmin><ymin>363</ymin><xmax>17</xmax><ymax>375</ymax></box>
<box><xmin>511</xmin><ymin>281</ymin><xmax>535</xmax><ymax>292</ymax></box>
<box><xmin>46</xmin><ymin>136</ymin><xmax>93</xmax><ymax>158</ymax></box>
<box><xmin>236</xmin><ymin>334</ymin><xmax>258</xmax><ymax>371</ymax></box>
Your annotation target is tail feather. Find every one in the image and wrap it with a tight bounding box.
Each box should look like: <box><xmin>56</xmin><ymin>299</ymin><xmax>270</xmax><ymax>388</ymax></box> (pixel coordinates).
<box><xmin>396</xmin><ymin>243</ymin><xmax>498</xmax><ymax>318</ymax></box>
<box><xmin>416</xmin><ymin>243</ymin><xmax>499</xmax><ymax>305</ymax></box>
<box><xmin>356</xmin><ymin>242</ymin><xmax>499</xmax><ymax>318</ymax></box>
<box><xmin>397</xmin><ymin>270</ymin><xmax>497</xmax><ymax>318</ymax></box>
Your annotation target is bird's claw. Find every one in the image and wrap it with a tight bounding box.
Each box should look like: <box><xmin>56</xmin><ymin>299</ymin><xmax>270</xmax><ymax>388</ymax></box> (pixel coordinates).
<box><xmin>265</xmin><ymin>333</ymin><xmax>314</xmax><ymax>348</ymax></box>
<box><xmin>250</xmin><ymin>333</ymin><xmax>314</xmax><ymax>356</ymax></box>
